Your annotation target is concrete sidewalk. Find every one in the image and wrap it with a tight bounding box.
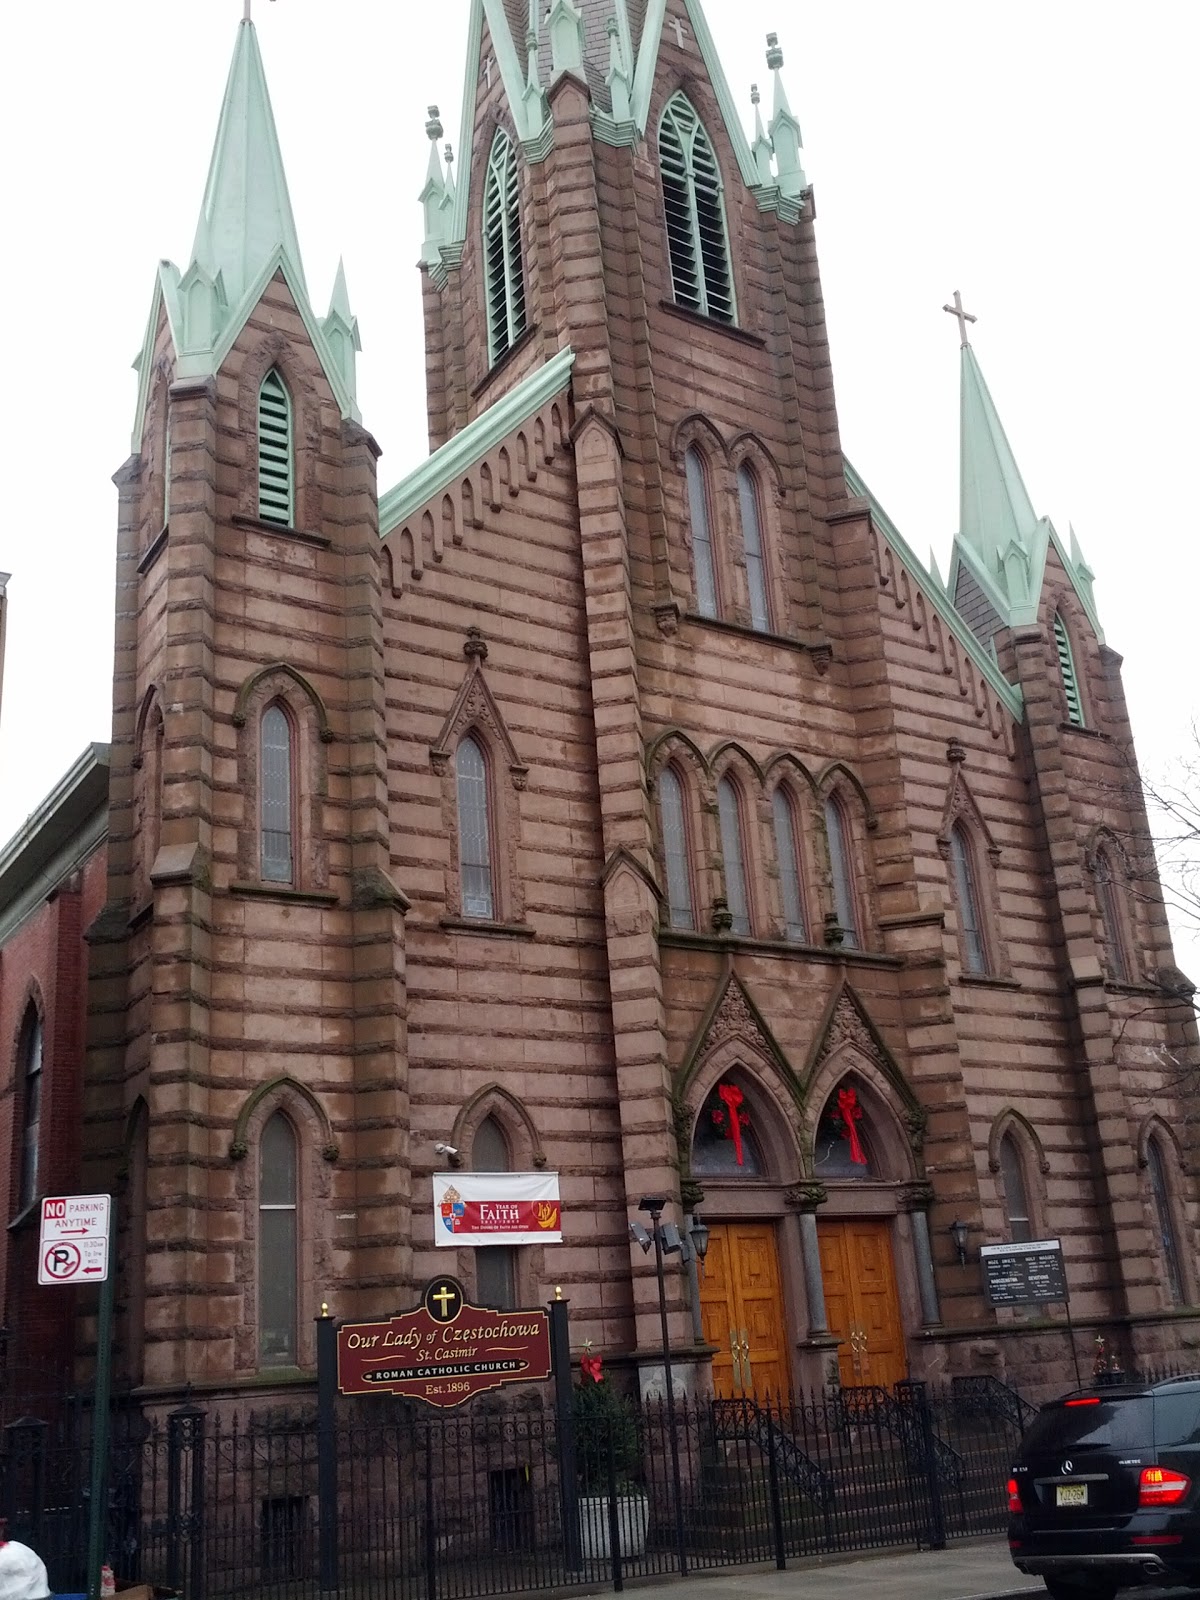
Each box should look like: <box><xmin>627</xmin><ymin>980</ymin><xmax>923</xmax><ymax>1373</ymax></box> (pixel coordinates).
<box><xmin>620</xmin><ymin>1539</ymin><xmax>1039</xmax><ymax>1600</ymax></box>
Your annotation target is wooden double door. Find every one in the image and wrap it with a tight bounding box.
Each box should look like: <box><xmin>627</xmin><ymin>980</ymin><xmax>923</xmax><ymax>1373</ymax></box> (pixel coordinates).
<box><xmin>818</xmin><ymin>1218</ymin><xmax>907</xmax><ymax>1390</ymax></box>
<box><xmin>699</xmin><ymin>1223</ymin><xmax>789</xmax><ymax>1398</ymax></box>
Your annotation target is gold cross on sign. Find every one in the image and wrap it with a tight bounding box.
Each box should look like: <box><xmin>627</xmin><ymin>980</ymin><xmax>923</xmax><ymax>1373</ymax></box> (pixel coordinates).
<box><xmin>942</xmin><ymin>289</ymin><xmax>977</xmax><ymax>349</ymax></box>
<box><xmin>431</xmin><ymin>1283</ymin><xmax>458</xmax><ymax>1320</ymax></box>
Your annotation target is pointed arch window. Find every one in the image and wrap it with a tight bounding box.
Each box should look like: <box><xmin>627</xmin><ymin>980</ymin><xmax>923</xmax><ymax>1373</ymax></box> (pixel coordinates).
<box><xmin>717</xmin><ymin>776</ymin><xmax>752</xmax><ymax>936</ymax></box>
<box><xmin>658</xmin><ymin>765</ymin><xmax>695</xmax><ymax>931</ymax></box>
<box><xmin>814</xmin><ymin>1081</ymin><xmax>876</xmax><ymax>1178</ymax></box>
<box><xmin>17</xmin><ymin>1010</ymin><xmax>43</xmax><ymax>1214</ymax></box>
<box><xmin>685</xmin><ymin>447</ymin><xmax>718</xmax><ymax>618</ymax></box>
<box><xmin>659</xmin><ymin>94</ymin><xmax>735</xmax><ymax>324</ymax></box>
<box><xmin>257</xmin><ymin>368</ymin><xmax>294</xmax><ymax>527</ymax></box>
<box><xmin>456</xmin><ymin>735</ymin><xmax>495</xmax><ymax>920</ymax></box>
<box><xmin>998</xmin><ymin>1132</ymin><xmax>1033</xmax><ymax>1244</ymax></box>
<box><xmin>259</xmin><ymin>1113</ymin><xmax>298</xmax><ymax>1367</ymax></box>
<box><xmin>772</xmin><ymin>787</ymin><xmax>806</xmax><ymax>943</ymax></box>
<box><xmin>1094</xmin><ymin>847</ymin><xmax>1131</xmax><ymax>983</ymax></box>
<box><xmin>1053</xmin><ymin>612</ymin><xmax>1085</xmax><ymax>727</ymax></box>
<box><xmin>1147</xmin><ymin>1137</ymin><xmax>1184</xmax><ymax>1306</ymax></box>
<box><xmin>691</xmin><ymin>1081</ymin><xmax>764</xmax><ymax>1176</ymax></box>
<box><xmin>472</xmin><ymin>1116</ymin><xmax>516</xmax><ymax>1311</ymax></box>
<box><xmin>949</xmin><ymin>822</ymin><xmax>988</xmax><ymax>974</ymax></box>
<box><xmin>824</xmin><ymin>796</ymin><xmax>860</xmax><ymax>949</ymax></box>
<box><xmin>260</xmin><ymin>703</ymin><xmax>294</xmax><ymax>884</ymax></box>
<box><xmin>737</xmin><ymin>465</ymin><xmax>771</xmax><ymax>631</ymax></box>
<box><xmin>483</xmin><ymin>130</ymin><xmax>527</xmax><ymax>365</ymax></box>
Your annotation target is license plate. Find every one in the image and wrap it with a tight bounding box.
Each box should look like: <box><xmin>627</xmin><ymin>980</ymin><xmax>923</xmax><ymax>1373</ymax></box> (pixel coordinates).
<box><xmin>1056</xmin><ymin>1484</ymin><xmax>1088</xmax><ymax>1507</ymax></box>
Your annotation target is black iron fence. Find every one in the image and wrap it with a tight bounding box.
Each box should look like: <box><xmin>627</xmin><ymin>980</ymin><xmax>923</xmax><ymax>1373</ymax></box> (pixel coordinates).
<box><xmin>0</xmin><ymin>1378</ymin><xmax>1028</xmax><ymax>1600</ymax></box>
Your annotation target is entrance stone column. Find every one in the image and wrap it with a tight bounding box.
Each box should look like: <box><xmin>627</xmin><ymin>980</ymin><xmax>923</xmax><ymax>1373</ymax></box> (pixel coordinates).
<box><xmin>900</xmin><ymin>1182</ymin><xmax>941</xmax><ymax>1326</ymax></box>
<box><xmin>787</xmin><ymin>1182</ymin><xmax>830</xmax><ymax>1334</ymax></box>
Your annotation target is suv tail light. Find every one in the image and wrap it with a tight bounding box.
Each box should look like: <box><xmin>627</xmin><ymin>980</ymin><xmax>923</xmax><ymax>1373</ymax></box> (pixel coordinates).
<box><xmin>1139</xmin><ymin>1466</ymin><xmax>1191</xmax><ymax>1507</ymax></box>
<box><xmin>1007</xmin><ymin>1477</ymin><xmax>1022</xmax><ymax>1512</ymax></box>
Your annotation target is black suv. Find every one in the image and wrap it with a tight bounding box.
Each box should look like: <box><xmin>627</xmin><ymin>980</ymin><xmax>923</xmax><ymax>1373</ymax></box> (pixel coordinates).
<box><xmin>1008</xmin><ymin>1376</ymin><xmax>1200</xmax><ymax>1598</ymax></box>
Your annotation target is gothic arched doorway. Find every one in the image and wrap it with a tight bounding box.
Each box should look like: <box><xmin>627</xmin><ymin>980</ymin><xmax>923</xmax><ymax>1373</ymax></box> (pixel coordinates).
<box><xmin>689</xmin><ymin>1073</ymin><xmax>792</xmax><ymax>1398</ymax></box>
<box><xmin>812</xmin><ymin>1076</ymin><xmax>908</xmax><ymax>1389</ymax></box>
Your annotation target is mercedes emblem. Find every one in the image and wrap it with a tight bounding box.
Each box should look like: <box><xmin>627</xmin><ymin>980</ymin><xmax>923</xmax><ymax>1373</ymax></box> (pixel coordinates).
<box><xmin>1062</xmin><ymin>1460</ymin><xmax>1073</xmax><ymax>1474</ymax></box>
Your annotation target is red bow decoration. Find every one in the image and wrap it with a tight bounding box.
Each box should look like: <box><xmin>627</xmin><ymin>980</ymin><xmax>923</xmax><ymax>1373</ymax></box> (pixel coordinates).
<box><xmin>580</xmin><ymin>1351</ymin><xmax>603</xmax><ymax>1384</ymax></box>
<box><xmin>714</xmin><ymin>1082</ymin><xmax>750</xmax><ymax>1166</ymax></box>
<box><xmin>836</xmin><ymin>1087</ymin><xmax>867</xmax><ymax>1165</ymax></box>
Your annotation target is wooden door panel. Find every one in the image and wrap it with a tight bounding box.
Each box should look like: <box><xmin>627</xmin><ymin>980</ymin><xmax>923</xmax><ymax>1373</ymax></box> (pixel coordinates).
<box><xmin>700</xmin><ymin>1223</ymin><xmax>788</xmax><ymax>1398</ymax></box>
<box><xmin>818</xmin><ymin>1219</ymin><xmax>907</xmax><ymax>1390</ymax></box>
<box><xmin>699</xmin><ymin>1225</ymin><xmax>740</xmax><ymax>1398</ymax></box>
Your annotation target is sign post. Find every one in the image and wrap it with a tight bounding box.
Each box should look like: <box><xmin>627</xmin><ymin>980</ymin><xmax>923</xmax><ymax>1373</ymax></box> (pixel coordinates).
<box><xmin>980</xmin><ymin>1237</ymin><xmax>1081</xmax><ymax>1386</ymax></box>
<box><xmin>39</xmin><ymin>1196</ymin><xmax>115</xmax><ymax>1600</ymax></box>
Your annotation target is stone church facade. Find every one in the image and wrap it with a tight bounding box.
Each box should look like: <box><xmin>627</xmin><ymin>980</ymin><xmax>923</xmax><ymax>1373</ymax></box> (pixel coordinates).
<box><xmin>3</xmin><ymin>0</ymin><xmax>1197</xmax><ymax>1404</ymax></box>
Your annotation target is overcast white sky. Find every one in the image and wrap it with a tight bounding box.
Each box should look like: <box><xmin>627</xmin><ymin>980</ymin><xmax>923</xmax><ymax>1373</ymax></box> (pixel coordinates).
<box><xmin>1</xmin><ymin>1</ymin><xmax>1197</xmax><ymax>969</ymax></box>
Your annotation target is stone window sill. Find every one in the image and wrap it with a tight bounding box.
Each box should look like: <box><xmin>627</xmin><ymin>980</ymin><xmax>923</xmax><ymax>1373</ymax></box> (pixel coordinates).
<box><xmin>659</xmin><ymin>928</ymin><xmax>900</xmax><ymax>968</ymax></box>
<box><xmin>1059</xmin><ymin>722</ymin><xmax>1109</xmax><ymax>742</ymax></box>
<box><xmin>682</xmin><ymin>611</ymin><xmax>812</xmax><ymax>655</ymax></box>
<box><xmin>472</xmin><ymin>323</ymin><xmax>540</xmax><ymax>399</ymax></box>
<box><xmin>230</xmin><ymin>881</ymin><xmax>339</xmax><ymax>907</ymax></box>
<box><xmin>439</xmin><ymin>915</ymin><xmax>535</xmax><ymax>940</ymax></box>
<box><xmin>231</xmin><ymin>513</ymin><xmax>331</xmax><ymax>550</ymax></box>
<box><xmin>957</xmin><ymin>971</ymin><xmax>1022</xmax><ymax>991</ymax></box>
<box><xmin>659</xmin><ymin>301</ymin><xmax>766</xmax><ymax>349</ymax></box>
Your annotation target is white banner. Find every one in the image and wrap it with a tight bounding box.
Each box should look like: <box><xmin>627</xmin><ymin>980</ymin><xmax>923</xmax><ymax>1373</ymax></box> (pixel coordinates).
<box><xmin>433</xmin><ymin>1171</ymin><xmax>562</xmax><ymax>1246</ymax></box>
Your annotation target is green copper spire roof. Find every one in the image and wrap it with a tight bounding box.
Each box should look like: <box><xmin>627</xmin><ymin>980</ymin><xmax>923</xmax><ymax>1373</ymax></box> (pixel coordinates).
<box><xmin>958</xmin><ymin>341</ymin><xmax>1038</xmax><ymax>569</ymax></box>
<box><xmin>191</xmin><ymin>16</ymin><xmax>307</xmax><ymax>307</ymax></box>
<box><xmin>131</xmin><ymin>16</ymin><xmax>361</xmax><ymax>446</ymax></box>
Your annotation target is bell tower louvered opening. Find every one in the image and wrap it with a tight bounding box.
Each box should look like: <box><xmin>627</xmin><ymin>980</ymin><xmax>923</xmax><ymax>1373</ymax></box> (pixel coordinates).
<box><xmin>257</xmin><ymin>368</ymin><xmax>293</xmax><ymax>527</ymax></box>
<box><xmin>1053</xmin><ymin>612</ymin><xmax>1084</xmax><ymax>726</ymax></box>
<box><xmin>659</xmin><ymin>95</ymin><xmax>735</xmax><ymax>325</ymax></box>
<box><xmin>483</xmin><ymin>131</ymin><xmax>527</xmax><ymax>367</ymax></box>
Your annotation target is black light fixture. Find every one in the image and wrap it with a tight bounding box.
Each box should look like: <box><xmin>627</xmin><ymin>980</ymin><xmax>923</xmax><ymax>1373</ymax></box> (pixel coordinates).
<box><xmin>689</xmin><ymin>1214</ymin><xmax>710</xmax><ymax>1265</ymax></box>
<box><xmin>628</xmin><ymin>1220</ymin><xmax>652</xmax><ymax>1253</ymax></box>
<box><xmin>949</xmin><ymin>1218</ymin><xmax>970</xmax><ymax>1267</ymax></box>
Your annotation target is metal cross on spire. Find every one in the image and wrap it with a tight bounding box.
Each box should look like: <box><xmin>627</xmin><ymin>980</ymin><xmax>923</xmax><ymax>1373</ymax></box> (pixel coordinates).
<box><xmin>243</xmin><ymin>0</ymin><xmax>276</xmax><ymax>18</ymax></box>
<box><xmin>943</xmin><ymin>289</ymin><xmax>977</xmax><ymax>348</ymax></box>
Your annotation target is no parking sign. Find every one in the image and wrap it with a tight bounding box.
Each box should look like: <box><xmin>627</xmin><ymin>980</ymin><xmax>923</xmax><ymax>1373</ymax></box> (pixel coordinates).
<box><xmin>38</xmin><ymin>1195</ymin><xmax>111</xmax><ymax>1285</ymax></box>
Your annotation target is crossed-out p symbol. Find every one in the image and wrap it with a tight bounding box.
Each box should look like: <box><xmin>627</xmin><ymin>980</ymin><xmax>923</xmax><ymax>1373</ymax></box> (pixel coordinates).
<box><xmin>45</xmin><ymin>1243</ymin><xmax>80</xmax><ymax>1280</ymax></box>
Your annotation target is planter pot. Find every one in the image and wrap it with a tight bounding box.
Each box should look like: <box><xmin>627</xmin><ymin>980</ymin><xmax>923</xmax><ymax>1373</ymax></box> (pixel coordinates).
<box><xmin>577</xmin><ymin>1491</ymin><xmax>649</xmax><ymax>1560</ymax></box>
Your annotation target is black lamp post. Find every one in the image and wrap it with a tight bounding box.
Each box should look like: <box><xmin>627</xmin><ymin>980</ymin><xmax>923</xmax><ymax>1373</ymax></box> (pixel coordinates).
<box><xmin>637</xmin><ymin>1195</ymin><xmax>688</xmax><ymax>1575</ymax></box>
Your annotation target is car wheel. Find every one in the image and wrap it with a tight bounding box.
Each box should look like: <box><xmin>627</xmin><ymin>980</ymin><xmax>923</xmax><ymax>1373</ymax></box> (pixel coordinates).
<box><xmin>1042</xmin><ymin>1579</ymin><xmax>1118</xmax><ymax>1600</ymax></box>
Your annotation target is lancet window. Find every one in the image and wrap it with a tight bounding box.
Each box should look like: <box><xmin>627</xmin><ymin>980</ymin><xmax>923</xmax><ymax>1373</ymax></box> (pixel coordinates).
<box><xmin>691</xmin><ymin>1080</ymin><xmax>763</xmax><ymax>1176</ymax></box>
<box><xmin>259</xmin><ymin>1112</ymin><xmax>299</xmax><ymax>1367</ymax></box>
<box><xmin>1094</xmin><ymin>846</ymin><xmax>1131</xmax><ymax>982</ymax></box>
<box><xmin>482</xmin><ymin>130</ymin><xmax>527</xmax><ymax>365</ymax></box>
<box><xmin>949</xmin><ymin>822</ymin><xmax>988</xmax><ymax>974</ymax></box>
<box><xmin>17</xmin><ymin>1008</ymin><xmax>43</xmax><ymax>1214</ymax></box>
<box><xmin>736</xmin><ymin>465</ymin><xmax>771</xmax><ymax>631</ymax></box>
<box><xmin>717</xmin><ymin>776</ymin><xmax>752</xmax><ymax>935</ymax></box>
<box><xmin>685</xmin><ymin>447</ymin><xmax>719</xmax><ymax>618</ymax></box>
<box><xmin>456</xmin><ymin>735</ymin><xmax>495</xmax><ymax>920</ymax></box>
<box><xmin>998</xmin><ymin>1132</ymin><xmax>1033</xmax><ymax>1243</ymax></box>
<box><xmin>772</xmin><ymin>786</ymin><xmax>807</xmax><ymax>943</ymax></box>
<box><xmin>659</xmin><ymin>94</ymin><xmax>735</xmax><ymax>324</ymax></box>
<box><xmin>1147</xmin><ymin>1136</ymin><xmax>1185</xmax><ymax>1306</ymax></box>
<box><xmin>257</xmin><ymin>368</ymin><xmax>294</xmax><ymax>526</ymax></box>
<box><xmin>658</xmin><ymin>765</ymin><xmax>696</xmax><ymax>930</ymax></box>
<box><xmin>260</xmin><ymin>702</ymin><xmax>294</xmax><ymax>884</ymax></box>
<box><xmin>824</xmin><ymin>795</ymin><xmax>860</xmax><ymax>949</ymax></box>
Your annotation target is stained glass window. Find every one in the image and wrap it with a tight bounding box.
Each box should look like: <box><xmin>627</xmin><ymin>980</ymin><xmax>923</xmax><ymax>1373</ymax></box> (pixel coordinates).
<box><xmin>18</xmin><ymin>1011</ymin><xmax>42</xmax><ymax>1212</ymax></box>
<box><xmin>685</xmin><ymin>448</ymin><xmax>718</xmax><ymax>618</ymax></box>
<box><xmin>260</xmin><ymin>704</ymin><xmax>293</xmax><ymax>883</ymax></box>
<box><xmin>813</xmin><ymin>1083</ymin><xmax>875</xmax><ymax>1177</ymax></box>
<box><xmin>659</xmin><ymin>766</ymin><xmax>695</xmax><ymax>930</ymax></box>
<box><xmin>1095</xmin><ymin>849</ymin><xmax>1131</xmax><ymax>982</ymax></box>
<box><xmin>772</xmin><ymin>787</ymin><xmax>806</xmax><ymax>943</ymax></box>
<box><xmin>259</xmin><ymin>1113</ymin><xmax>298</xmax><ymax>1367</ymax></box>
<box><xmin>949</xmin><ymin>823</ymin><xmax>988</xmax><ymax>973</ymax></box>
<box><xmin>737</xmin><ymin>465</ymin><xmax>770</xmax><ymax>631</ymax></box>
<box><xmin>999</xmin><ymin>1134</ymin><xmax>1032</xmax><ymax>1244</ymax></box>
<box><xmin>824</xmin><ymin>797</ymin><xmax>859</xmax><ymax>949</ymax></box>
<box><xmin>717</xmin><ymin>778</ymin><xmax>751</xmax><ymax>935</ymax></box>
<box><xmin>1148</xmin><ymin>1138</ymin><xmax>1184</xmax><ymax>1306</ymax></box>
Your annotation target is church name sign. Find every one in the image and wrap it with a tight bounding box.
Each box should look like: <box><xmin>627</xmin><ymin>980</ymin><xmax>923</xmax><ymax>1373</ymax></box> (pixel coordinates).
<box><xmin>980</xmin><ymin>1238</ymin><xmax>1068</xmax><ymax>1306</ymax></box>
<box><xmin>433</xmin><ymin>1171</ymin><xmax>562</xmax><ymax>1246</ymax></box>
<box><xmin>336</xmin><ymin>1277</ymin><xmax>552</xmax><ymax>1407</ymax></box>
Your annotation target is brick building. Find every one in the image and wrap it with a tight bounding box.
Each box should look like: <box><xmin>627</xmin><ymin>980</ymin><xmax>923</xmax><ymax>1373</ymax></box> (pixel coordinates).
<box><xmin>4</xmin><ymin>0</ymin><xmax>1198</xmax><ymax>1405</ymax></box>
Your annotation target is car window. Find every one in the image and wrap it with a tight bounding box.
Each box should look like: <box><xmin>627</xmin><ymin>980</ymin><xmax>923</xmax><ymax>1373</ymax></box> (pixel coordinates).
<box><xmin>1021</xmin><ymin>1398</ymin><xmax>1152</xmax><ymax>1454</ymax></box>
<box><xmin>1155</xmin><ymin>1392</ymin><xmax>1200</xmax><ymax>1448</ymax></box>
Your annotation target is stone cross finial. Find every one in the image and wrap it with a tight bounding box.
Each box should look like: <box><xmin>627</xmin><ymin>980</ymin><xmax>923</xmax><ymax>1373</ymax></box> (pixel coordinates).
<box><xmin>943</xmin><ymin>289</ymin><xmax>977</xmax><ymax>348</ymax></box>
<box><xmin>766</xmin><ymin>32</ymin><xmax>784</xmax><ymax>70</ymax></box>
<box><xmin>426</xmin><ymin>106</ymin><xmax>443</xmax><ymax>143</ymax></box>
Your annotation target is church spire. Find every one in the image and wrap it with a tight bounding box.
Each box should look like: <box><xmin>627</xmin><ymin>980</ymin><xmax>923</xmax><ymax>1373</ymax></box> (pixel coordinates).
<box><xmin>189</xmin><ymin>14</ymin><xmax>307</xmax><ymax>309</ymax></box>
<box><xmin>952</xmin><ymin>299</ymin><xmax>1038</xmax><ymax>572</ymax></box>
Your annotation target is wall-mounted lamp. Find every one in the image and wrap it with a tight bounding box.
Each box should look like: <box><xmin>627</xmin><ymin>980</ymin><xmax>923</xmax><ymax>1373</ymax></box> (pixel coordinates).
<box><xmin>689</xmin><ymin>1214</ymin><xmax>710</xmax><ymax>1266</ymax></box>
<box><xmin>949</xmin><ymin>1218</ymin><xmax>970</xmax><ymax>1267</ymax></box>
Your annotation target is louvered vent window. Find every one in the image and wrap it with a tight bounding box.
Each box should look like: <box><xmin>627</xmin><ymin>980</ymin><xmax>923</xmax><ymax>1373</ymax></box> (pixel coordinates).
<box><xmin>659</xmin><ymin>94</ymin><xmax>735</xmax><ymax>324</ymax></box>
<box><xmin>258</xmin><ymin>368</ymin><xmax>294</xmax><ymax>526</ymax></box>
<box><xmin>483</xmin><ymin>131</ymin><xmax>527</xmax><ymax>366</ymax></box>
<box><xmin>1053</xmin><ymin>612</ymin><xmax>1084</xmax><ymax>726</ymax></box>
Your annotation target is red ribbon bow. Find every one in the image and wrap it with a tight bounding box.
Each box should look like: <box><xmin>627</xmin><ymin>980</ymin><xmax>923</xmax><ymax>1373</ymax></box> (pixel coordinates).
<box><xmin>718</xmin><ymin>1082</ymin><xmax>748</xmax><ymax>1166</ymax></box>
<box><xmin>837</xmin><ymin>1087</ymin><xmax>867</xmax><ymax>1165</ymax></box>
<box><xmin>580</xmin><ymin>1351</ymin><xmax>603</xmax><ymax>1384</ymax></box>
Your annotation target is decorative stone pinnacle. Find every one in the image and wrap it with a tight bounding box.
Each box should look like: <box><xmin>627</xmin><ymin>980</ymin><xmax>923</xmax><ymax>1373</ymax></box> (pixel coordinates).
<box><xmin>426</xmin><ymin>105</ymin><xmax>443</xmax><ymax>143</ymax></box>
<box><xmin>766</xmin><ymin>32</ymin><xmax>784</xmax><ymax>71</ymax></box>
<box><xmin>444</xmin><ymin>144</ymin><xmax>454</xmax><ymax>170</ymax></box>
<box><xmin>464</xmin><ymin>626</ymin><xmax>488</xmax><ymax>661</ymax></box>
<box><xmin>751</xmin><ymin>83</ymin><xmax>761</xmax><ymax>106</ymax></box>
<box><xmin>946</xmin><ymin>737</ymin><xmax>966</xmax><ymax>765</ymax></box>
<box><xmin>607</xmin><ymin>15</ymin><xmax>618</xmax><ymax>34</ymax></box>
